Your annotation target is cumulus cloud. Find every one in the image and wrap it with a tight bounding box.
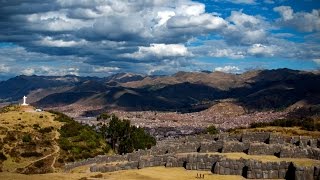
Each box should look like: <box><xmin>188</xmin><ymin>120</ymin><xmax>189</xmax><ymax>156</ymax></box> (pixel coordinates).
<box><xmin>38</xmin><ymin>37</ymin><xmax>87</xmax><ymax>47</ymax></box>
<box><xmin>0</xmin><ymin>64</ymin><xmax>10</xmax><ymax>73</ymax></box>
<box><xmin>123</xmin><ymin>44</ymin><xmax>191</xmax><ymax>60</ymax></box>
<box><xmin>214</xmin><ymin>66</ymin><xmax>241</xmax><ymax>73</ymax></box>
<box><xmin>21</xmin><ymin>68</ymin><xmax>35</xmax><ymax>76</ymax></box>
<box><xmin>224</xmin><ymin>11</ymin><xmax>268</xmax><ymax>45</ymax></box>
<box><xmin>247</xmin><ymin>44</ymin><xmax>276</xmax><ymax>57</ymax></box>
<box><xmin>92</xmin><ymin>66</ymin><xmax>120</xmax><ymax>73</ymax></box>
<box><xmin>21</xmin><ymin>66</ymin><xmax>80</xmax><ymax>76</ymax></box>
<box><xmin>314</xmin><ymin>59</ymin><xmax>320</xmax><ymax>65</ymax></box>
<box><xmin>274</xmin><ymin>6</ymin><xmax>320</xmax><ymax>32</ymax></box>
<box><xmin>209</xmin><ymin>49</ymin><xmax>245</xmax><ymax>59</ymax></box>
<box><xmin>0</xmin><ymin>0</ymin><xmax>319</xmax><ymax>78</ymax></box>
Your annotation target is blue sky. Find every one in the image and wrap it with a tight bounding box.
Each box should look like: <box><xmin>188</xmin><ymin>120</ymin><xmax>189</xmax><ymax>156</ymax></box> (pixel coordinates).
<box><xmin>0</xmin><ymin>0</ymin><xmax>319</xmax><ymax>79</ymax></box>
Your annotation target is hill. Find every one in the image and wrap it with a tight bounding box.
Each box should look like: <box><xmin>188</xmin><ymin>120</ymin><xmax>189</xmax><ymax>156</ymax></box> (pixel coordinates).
<box><xmin>0</xmin><ymin>105</ymin><xmax>109</xmax><ymax>174</ymax></box>
<box><xmin>0</xmin><ymin>105</ymin><xmax>62</xmax><ymax>173</ymax></box>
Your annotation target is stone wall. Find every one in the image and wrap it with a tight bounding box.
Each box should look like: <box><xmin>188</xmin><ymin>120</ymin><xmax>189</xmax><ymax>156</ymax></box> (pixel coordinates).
<box><xmin>65</xmin><ymin>132</ymin><xmax>320</xmax><ymax>179</ymax></box>
<box><xmin>89</xmin><ymin>153</ymin><xmax>320</xmax><ymax>179</ymax></box>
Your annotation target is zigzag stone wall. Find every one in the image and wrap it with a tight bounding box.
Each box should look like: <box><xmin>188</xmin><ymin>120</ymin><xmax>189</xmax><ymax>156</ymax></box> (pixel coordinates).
<box><xmin>65</xmin><ymin>132</ymin><xmax>320</xmax><ymax>179</ymax></box>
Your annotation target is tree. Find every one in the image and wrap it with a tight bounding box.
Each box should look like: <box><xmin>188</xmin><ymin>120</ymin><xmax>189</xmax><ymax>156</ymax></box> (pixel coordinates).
<box><xmin>102</xmin><ymin>113</ymin><xmax>156</xmax><ymax>154</ymax></box>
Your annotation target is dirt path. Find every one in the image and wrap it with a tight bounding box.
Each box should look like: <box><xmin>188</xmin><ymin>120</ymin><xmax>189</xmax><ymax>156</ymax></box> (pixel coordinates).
<box><xmin>50</xmin><ymin>131</ymin><xmax>60</xmax><ymax>171</ymax></box>
<box><xmin>22</xmin><ymin>130</ymin><xmax>60</xmax><ymax>173</ymax></box>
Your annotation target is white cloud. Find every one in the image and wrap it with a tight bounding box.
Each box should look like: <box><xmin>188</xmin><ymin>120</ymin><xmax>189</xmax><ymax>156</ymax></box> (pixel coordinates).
<box><xmin>274</xmin><ymin>6</ymin><xmax>320</xmax><ymax>32</ymax></box>
<box><xmin>167</xmin><ymin>14</ymin><xmax>227</xmax><ymax>30</ymax></box>
<box><xmin>313</xmin><ymin>59</ymin><xmax>320</xmax><ymax>65</ymax></box>
<box><xmin>209</xmin><ymin>49</ymin><xmax>245</xmax><ymax>59</ymax></box>
<box><xmin>123</xmin><ymin>44</ymin><xmax>191</xmax><ymax>59</ymax></box>
<box><xmin>156</xmin><ymin>11</ymin><xmax>175</xmax><ymax>26</ymax></box>
<box><xmin>21</xmin><ymin>68</ymin><xmax>35</xmax><ymax>75</ymax></box>
<box><xmin>0</xmin><ymin>64</ymin><xmax>10</xmax><ymax>73</ymax></box>
<box><xmin>93</xmin><ymin>66</ymin><xmax>120</xmax><ymax>73</ymax></box>
<box><xmin>214</xmin><ymin>66</ymin><xmax>241</xmax><ymax>73</ymax></box>
<box><xmin>24</xmin><ymin>11</ymin><xmax>92</xmax><ymax>31</ymax></box>
<box><xmin>22</xmin><ymin>66</ymin><xmax>80</xmax><ymax>76</ymax></box>
<box><xmin>248</xmin><ymin>44</ymin><xmax>276</xmax><ymax>56</ymax></box>
<box><xmin>176</xmin><ymin>3</ymin><xmax>205</xmax><ymax>16</ymax></box>
<box><xmin>224</xmin><ymin>11</ymin><xmax>268</xmax><ymax>45</ymax></box>
<box><xmin>39</xmin><ymin>37</ymin><xmax>87</xmax><ymax>47</ymax></box>
<box><xmin>274</xmin><ymin>6</ymin><xmax>293</xmax><ymax>21</ymax></box>
<box><xmin>228</xmin><ymin>11</ymin><xmax>260</xmax><ymax>26</ymax></box>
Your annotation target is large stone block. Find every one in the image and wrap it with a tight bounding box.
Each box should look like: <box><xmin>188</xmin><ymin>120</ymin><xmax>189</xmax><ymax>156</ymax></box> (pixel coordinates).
<box><xmin>222</xmin><ymin>141</ymin><xmax>248</xmax><ymax>153</ymax></box>
<box><xmin>241</xmin><ymin>132</ymin><xmax>271</xmax><ymax>143</ymax></box>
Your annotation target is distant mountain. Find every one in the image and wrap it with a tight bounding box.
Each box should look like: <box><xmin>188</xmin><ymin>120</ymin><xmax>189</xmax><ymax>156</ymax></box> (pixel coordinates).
<box><xmin>103</xmin><ymin>72</ymin><xmax>146</xmax><ymax>83</ymax></box>
<box><xmin>1</xmin><ymin>69</ymin><xmax>320</xmax><ymax>115</ymax></box>
<box><xmin>0</xmin><ymin>73</ymin><xmax>145</xmax><ymax>102</ymax></box>
<box><xmin>0</xmin><ymin>75</ymin><xmax>101</xmax><ymax>102</ymax></box>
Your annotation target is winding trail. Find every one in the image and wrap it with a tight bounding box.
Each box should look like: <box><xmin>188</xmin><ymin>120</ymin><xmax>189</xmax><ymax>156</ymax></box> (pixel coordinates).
<box><xmin>22</xmin><ymin>130</ymin><xmax>60</xmax><ymax>173</ymax></box>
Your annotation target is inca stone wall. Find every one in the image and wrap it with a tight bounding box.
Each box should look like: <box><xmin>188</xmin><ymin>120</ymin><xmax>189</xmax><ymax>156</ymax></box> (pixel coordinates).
<box><xmin>65</xmin><ymin>132</ymin><xmax>320</xmax><ymax>179</ymax></box>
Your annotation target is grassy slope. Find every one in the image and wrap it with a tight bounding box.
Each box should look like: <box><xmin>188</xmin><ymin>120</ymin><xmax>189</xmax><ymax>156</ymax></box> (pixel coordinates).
<box><xmin>176</xmin><ymin>152</ymin><xmax>320</xmax><ymax>167</ymax></box>
<box><xmin>230</xmin><ymin>126</ymin><xmax>320</xmax><ymax>137</ymax></box>
<box><xmin>0</xmin><ymin>106</ymin><xmax>62</xmax><ymax>173</ymax></box>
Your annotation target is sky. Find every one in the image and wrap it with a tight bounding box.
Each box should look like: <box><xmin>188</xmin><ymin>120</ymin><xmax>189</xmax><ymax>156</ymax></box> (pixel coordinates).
<box><xmin>0</xmin><ymin>0</ymin><xmax>319</xmax><ymax>80</ymax></box>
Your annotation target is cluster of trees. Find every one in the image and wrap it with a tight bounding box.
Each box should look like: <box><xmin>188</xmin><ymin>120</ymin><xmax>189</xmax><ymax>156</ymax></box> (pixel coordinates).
<box><xmin>49</xmin><ymin>111</ymin><xmax>110</xmax><ymax>162</ymax></box>
<box><xmin>50</xmin><ymin>111</ymin><xmax>156</xmax><ymax>161</ymax></box>
<box><xmin>250</xmin><ymin>118</ymin><xmax>320</xmax><ymax>131</ymax></box>
<box><xmin>99</xmin><ymin>114</ymin><xmax>156</xmax><ymax>154</ymax></box>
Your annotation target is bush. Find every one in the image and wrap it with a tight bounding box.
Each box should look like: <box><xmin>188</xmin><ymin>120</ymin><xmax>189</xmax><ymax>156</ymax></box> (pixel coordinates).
<box><xmin>206</xmin><ymin>125</ymin><xmax>218</xmax><ymax>135</ymax></box>
<box><xmin>22</xmin><ymin>134</ymin><xmax>32</xmax><ymax>143</ymax></box>
<box><xmin>21</xmin><ymin>151</ymin><xmax>43</xmax><ymax>157</ymax></box>
<box><xmin>97</xmin><ymin>113</ymin><xmax>111</xmax><ymax>121</ymax></box>
<box><xmin>0</xmin><ymin>152</ymin><xmax>7</xmax><ymax>161</ymax></box>
<box><xmin>38</xmin><ymin>126</ymin><xmax>54</xmax><ymax>133</ymax></box>
<box><xmin>49</xmin><ymin>111</ymin><xmax>111</xmax><ymax>162</ymax></box>
<box><xmin>33</xmin><ymin>124</ymin><xmax>40</xmax><ymax>130</ymax></box>
<box><xmin>34</xmin><ymin>160</ymin><xmax>45</xmax><ymax>168</ymax></box>
<box><xmin>249</xmin><ymin>118</ymin><xmax>320</xmax><ymax>131</ymax></box>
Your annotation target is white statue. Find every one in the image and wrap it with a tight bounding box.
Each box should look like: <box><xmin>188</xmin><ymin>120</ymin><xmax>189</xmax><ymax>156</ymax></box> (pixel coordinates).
<box><xmin>22</xmin><ymin>96</ymin><xmax>28</xmax><ymax>106</ymax></box>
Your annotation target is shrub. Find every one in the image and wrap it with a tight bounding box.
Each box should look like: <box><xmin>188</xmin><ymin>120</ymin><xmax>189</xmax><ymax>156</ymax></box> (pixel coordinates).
<box><xmin>0</xmin><ymin>152</ymin><xmax>7</xmax><ymax>161</ymax></box>
<box><xmin>249</xmin><ymin>118</ymin><xmax>320</xmax><ymax>131</ymax></box>
<box><xmin>49</xmin><ymin>111</ymin><xmax>111</xmax><ymax>162</ymax></box>
<box><xmin>33</xmin><ymin>124</ymin><xmax>40</xmax><ymax>130</ymax></box>
<box><xmin>38</xmin><ymin>126</ymin><xmax>53</xmax><ymax>133</ymax></box>
<box><xmin>206</xmin><ymin>125</ymin><xmax>218</xmax><ymax>135</ymax></box>
<box><xmin>97</xmin><ymin>113</ymin><xmax>111</xmax><ymax>121</ymax></box>
<box><xmin>34</xmin><ymin>160</ymin><xmax>45</xmax><ymax>168</ymax></box>
<box><xmin>21</xmin><ymin>151</ymin><xmax>43</xmax><ymax>157</ymax></box>
<box><xmin>22</xmin><ymin>134</ymin><xmax>32</xmax><ymax>143</ymax></box>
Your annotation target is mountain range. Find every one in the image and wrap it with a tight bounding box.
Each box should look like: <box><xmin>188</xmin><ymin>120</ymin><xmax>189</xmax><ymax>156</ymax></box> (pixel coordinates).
<box><xmin>1</xmin><ymin>68</ymin><xmax>320</xmax><ymax>116</ymax></box>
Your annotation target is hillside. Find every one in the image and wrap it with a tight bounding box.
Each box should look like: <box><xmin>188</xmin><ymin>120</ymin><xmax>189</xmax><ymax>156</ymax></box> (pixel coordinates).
<box><xmin>0</xmin><ymin>105</ymin><xmax>109</xmax><ymax>174</ymax></box>
<box><xmin>0</xmin><ymin>105</ymin><xmax>62</xmax><ymax>173</ymax></box>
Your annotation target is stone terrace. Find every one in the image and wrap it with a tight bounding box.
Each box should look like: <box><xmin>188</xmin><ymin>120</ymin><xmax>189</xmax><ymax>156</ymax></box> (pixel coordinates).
<box><xmin>65</xmin><ymin>132</ymin><xmax>320</xmax><ymax>179</ymax></box>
